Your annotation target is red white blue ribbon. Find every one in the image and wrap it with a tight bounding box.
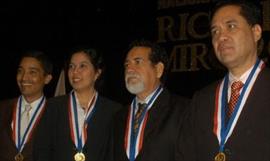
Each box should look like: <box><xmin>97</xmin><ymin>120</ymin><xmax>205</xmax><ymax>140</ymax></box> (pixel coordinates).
<box><xmin>125</xmin><ymin>86</ymin><xmax>163</xmax><ymax>161</ymax></box>
<box><xmin>68</xmin><ymin>91</ymin><xmax>98</xmax><ymax>152</ymax></box>
<box><xmin>12</xmin><ymin>96</ymin><xmax>46</xmax><ymax>153</ymax></box>
<box><xmin>213</xmin><ymin>59</ymin><xmax>265</xmax><ymax>152</ymax></box>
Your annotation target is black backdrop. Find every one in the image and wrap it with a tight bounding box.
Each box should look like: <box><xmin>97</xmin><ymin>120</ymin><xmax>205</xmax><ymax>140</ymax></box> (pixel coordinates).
<box><xmin>0</xmin><ymin>0</ymin><xmax>268</xmax><ymax>105</ymax></box>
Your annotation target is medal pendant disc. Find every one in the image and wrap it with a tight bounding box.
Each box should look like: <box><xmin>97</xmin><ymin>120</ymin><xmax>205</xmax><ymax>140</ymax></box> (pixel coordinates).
<box><xmin>14</xmin><ymin>153</ymin><xmax>24</xmax><ymax>161</ymax></box>
<box><xmin>214</xmin><ymin>152</ymin><xmax>226</xmax><ymax>161</ymax></box>
<box><xmin>74</xmin><ymin>152</ymin><xmax>85</xmax><ymax>161</ymax></box>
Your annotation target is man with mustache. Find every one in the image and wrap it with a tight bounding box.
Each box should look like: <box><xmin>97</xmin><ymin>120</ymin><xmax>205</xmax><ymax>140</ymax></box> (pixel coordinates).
<box><xmin>176</xmin><ymin>1</ymin><xmax>270</xmax><ymax>161</ymax></box>
<box><xmin>112</xmin><ymin>39</ymin><xmax>189</xmax><ymax>161</ymax></box>
<box><xmin>0</xmin><ymin>51</ymin><xmax>53</xmax><ymax>161</ymax></box>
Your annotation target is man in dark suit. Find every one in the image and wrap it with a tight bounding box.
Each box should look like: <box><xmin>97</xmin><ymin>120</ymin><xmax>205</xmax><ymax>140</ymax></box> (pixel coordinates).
<box><xmin>176</xmin><ymin>1</ymin><xmax>270</xmax><ymax>161</ymax></box>
<box><xmin>112</xmin><ymin>40</ymin><xmax>189</xmax><ymax>161</ymax></box>
<box><xmin>0</xmin><ymin>51</ymin><xmax>53</xmax><ymax>161</ymax></box>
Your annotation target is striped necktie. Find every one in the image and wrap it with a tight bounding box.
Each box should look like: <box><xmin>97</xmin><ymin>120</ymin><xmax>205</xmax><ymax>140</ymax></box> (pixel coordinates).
<box><xmin>133</xmin><ymin>103</ymin><xmax>146</xmax><ymax>134</ymax></box>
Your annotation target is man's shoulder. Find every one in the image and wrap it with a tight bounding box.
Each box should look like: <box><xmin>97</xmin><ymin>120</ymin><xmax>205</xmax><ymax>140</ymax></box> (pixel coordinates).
<box><xmin>194</xmin><ymin>80</ymin><xmax>221</xmax><ymax>96</ymax></box>
<box><xmin>0</xmin><ymin>98</ymin><xmax>16</xmax><ymax>124</ymax></box>
<box><xmin>97</xmin><ymin>95</ymin><xmax>124</xmax><ymax>112</ymax></box>
<box><xmin>260</xmin><ymin>66</ymin><xmax>270</xmax><ymax>78</ymax></box>
<box><xmin>160</xmin><ymin>88</ymin><xmax>189</xmax><ymax>102</ymax></box>
<box><xmin>0</xmin><ymin>98</ymin><xmax>17</xmax><ymax>109</ymax></box>
<box><xmin>156</xmin><ymin>88</ymin><xmax>190</xmax><ymax>113</ymax></box>
<box><xmin>47</xmin><ymin>95</ymin><xmax>68</xmax><ymax>104</ymax></box>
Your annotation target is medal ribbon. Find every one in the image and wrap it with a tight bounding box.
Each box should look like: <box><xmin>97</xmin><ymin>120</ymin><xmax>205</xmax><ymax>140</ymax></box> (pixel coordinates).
<box><xmin>125</xmin><ymin>86</ymin><xmax>163</xmax><ymax>161</ymax></box>
<box><xmin>68</xmin><ymin>91</ymin><xmax>98</xmax><ymax>152</ymax></box>
<box><xmin>214</xmin><ymin>59</ymin><xmax>265</xmax><ymax>152</ymax></box>
<box><xmin>12</xmin><ymin>96</ymin><xmax>46</xmax><ymax>152</ymax></box>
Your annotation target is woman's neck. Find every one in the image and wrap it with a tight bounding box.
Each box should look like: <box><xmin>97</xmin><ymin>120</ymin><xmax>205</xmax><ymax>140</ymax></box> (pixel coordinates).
<box><xmin>75</xmin><ymin>88</ymin><xmax>96</xmax><ymax>110</ymax></box>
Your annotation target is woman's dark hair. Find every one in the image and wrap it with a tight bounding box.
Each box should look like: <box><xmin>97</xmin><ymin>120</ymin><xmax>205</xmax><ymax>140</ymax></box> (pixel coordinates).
<box><xmin>68</xmin><ymin>47</ymin><xmax>105</xmax><ymax>90</ymax></box>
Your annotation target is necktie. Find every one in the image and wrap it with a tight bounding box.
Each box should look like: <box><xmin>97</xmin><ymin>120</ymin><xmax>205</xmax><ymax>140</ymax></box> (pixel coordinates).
<box><xmin>133</xmin><ymin>103</ymin><xmax>147</xmax><ymax>134</ymax></box>
<box><xmin>21</xmin><ymin>104</ymin><xmax>32</xmax><ymax>137</ymax></box>
<box><xmin>228</xmin><ymin>81</ymin><xmax>244</xmax><ymax>118</ymax></box>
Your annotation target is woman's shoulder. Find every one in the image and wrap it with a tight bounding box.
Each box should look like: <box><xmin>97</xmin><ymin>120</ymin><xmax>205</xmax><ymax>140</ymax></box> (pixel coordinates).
<box><xmin>97</xmin><ymin>95</ymin><xmax>124</xmax><ymax>111</ymax></box>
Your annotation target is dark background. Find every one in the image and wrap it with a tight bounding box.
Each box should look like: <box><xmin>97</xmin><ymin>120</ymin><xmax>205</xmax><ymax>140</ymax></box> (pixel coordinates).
<box><xmin>0</xmin><ymin>0</ymin><xmax>268</xmax><ymax>105</ymax></box>
<box><xmin>0</xmin><ymin>0</ymin><xmax>161</xmax><ymax>104</ymax></box>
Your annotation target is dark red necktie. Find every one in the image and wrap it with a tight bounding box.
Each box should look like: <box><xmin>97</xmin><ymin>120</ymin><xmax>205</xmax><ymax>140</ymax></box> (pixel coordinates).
<box><xmin>228</xmin><ymin>81</ymin><xmax>244</xmax><ymax>118</ymax></box>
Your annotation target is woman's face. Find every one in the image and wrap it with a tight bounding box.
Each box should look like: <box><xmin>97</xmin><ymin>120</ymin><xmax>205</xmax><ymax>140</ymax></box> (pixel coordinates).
<box><xmin>68</xmin><ymin>52</ymin><xmax>100</xmax><ymax>92</ymax></box>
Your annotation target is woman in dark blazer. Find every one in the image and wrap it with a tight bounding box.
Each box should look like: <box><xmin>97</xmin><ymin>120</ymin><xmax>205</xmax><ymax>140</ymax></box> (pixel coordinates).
<box><xmin>34</xmin><ymin>47</ymin><xmax>122</xmax><ymax>161</ymax></box>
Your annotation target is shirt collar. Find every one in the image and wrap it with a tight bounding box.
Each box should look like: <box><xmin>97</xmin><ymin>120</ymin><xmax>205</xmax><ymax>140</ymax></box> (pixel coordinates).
<box><xmin>136</xmin><ymin>85</ymin><xmax>162</xmax><ymax>104</ymax></box>
<box><xmin>228</xmin><ymin>65</ymin><xmax>254</xmax><ymax>85</ymax></box>
<box><xmin>21</xmin><ymin>95</ymin><xmax>44</xmax><ymax>111</ymax></box>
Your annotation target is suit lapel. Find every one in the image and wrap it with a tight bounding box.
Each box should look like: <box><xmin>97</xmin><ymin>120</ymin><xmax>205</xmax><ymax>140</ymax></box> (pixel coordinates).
<box><xmin>232</xmin><ymin>68</ymin><xmax>267</xmax><ymax>132</ymax></box>
<box><xmin>5</xmin><ymin>99</ymin><xmax>19</xmax><ymax>151</ymax></box>
<box><xmin>143</xmin><ymin>89</ymin><xmax>169</xmax><ymax>141</ymax></box>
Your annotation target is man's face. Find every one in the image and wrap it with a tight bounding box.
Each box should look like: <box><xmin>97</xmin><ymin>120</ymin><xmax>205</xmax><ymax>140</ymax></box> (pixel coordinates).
<box><xmin>17</xmin><ymin>57</ymin><xmax>51</xmax><ymax>101</ymax></box>
<box><xmin>211</xmin><ymin>5</ymin><xmax>261</xmax><ymax>73</ymax></box>
<box><xmin>124</xmin><ymin>47</ymin><xmax>162</xmax><ymax>97</ymax></box>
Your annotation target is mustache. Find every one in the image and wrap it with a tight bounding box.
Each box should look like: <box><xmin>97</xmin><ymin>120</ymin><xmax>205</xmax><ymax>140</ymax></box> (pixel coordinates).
<box><xmin>218</xmin><ymin>43</ymin><xmax>233</xmax><ymax>50</ymax></box>
<box><xmin>125</xmin><ymin>73</ymin><xmax>141</xmax><ymax>80</ymax></box>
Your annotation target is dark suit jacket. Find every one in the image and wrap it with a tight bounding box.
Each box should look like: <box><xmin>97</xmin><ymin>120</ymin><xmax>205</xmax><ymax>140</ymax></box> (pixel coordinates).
<box><xmin>112</xmin><ymin>88</ymin><xmax>189</xmax><ymax>161</ymax></box>
<box><xmin>176</xmin><ymin>67</ymin><xmax>270</xmax><ymax>161</ymax></box>
<box><xmin>33</xmin><ymin>94</ymin><xmax>122</xmax><ymax>161</ymax></box>
<box><xmin>0</xmin><ymin>98</ymin><xmax>44</xmax><ymax>161</ymax></box>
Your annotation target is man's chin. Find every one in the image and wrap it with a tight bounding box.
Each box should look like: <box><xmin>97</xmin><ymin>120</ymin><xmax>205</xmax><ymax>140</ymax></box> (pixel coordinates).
<box><xmin>126</xmin><ymin>84</ymin><xmax>144</xmax><ymax>94</ymax></box>
<box><xmin>21</xmin><ymin>92</ymin><xmax>33</xmax><ymax>97</ymax></box>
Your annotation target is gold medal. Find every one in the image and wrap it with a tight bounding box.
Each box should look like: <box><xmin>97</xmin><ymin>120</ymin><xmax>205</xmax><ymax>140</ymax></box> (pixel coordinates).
<box><xmin>14</xmin><ymin>153</ymin><xmax>24</xmax><ymax>161</ymax></box>
<box><xmin>74</xmin><ymin>152</ymin><xmax>85</xmax><ymax>161</ymax></box>
<box><xmin>214</xmin><ymin>152</ymin><xmax>226</xmax><ymax>161</ymax></box>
